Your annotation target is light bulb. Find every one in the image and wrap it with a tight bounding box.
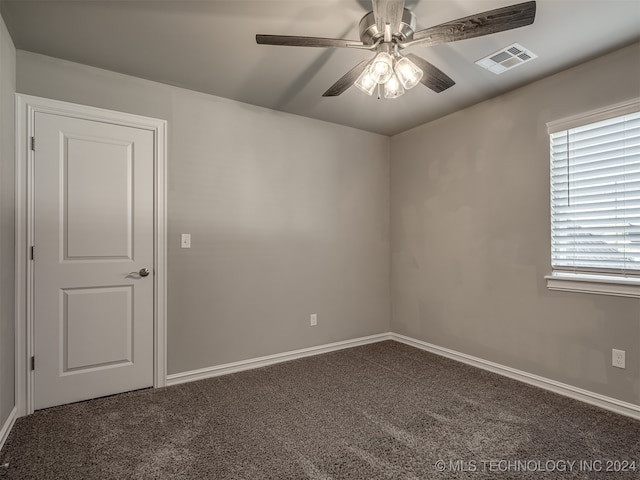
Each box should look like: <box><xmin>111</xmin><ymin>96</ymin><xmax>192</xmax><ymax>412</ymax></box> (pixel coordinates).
<box><xmin>394</xmin><ymin>56</ymin><xmax>423</xmax><ymax>90</ymax></box>
<box><xmin>383</xmin><ymin>73</ymin><xmax>405</xmax><ymax>99</ymax></box>
<box><xmin>354</xmin><ymin>65</ymin><xmax>376</xmax><ymax>96</ymax></box>
<box><xmin>369</xmin><ymin>52</ymin><xmax>393</xmax><ymax>84</ymax></box>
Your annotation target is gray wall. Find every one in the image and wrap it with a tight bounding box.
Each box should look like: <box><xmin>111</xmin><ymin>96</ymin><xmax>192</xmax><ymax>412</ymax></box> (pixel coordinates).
<box><xmin>10</xmin><ymin>35</ymin><xmax>640</xmax><ymax>409</ymax></box>
<box><xmin>16</xmin><ymin>51</ymin><xmax>391</xmax><ymax>375</ymax></box>
<box><xmin>391</xmin><ymin>42</ymin><xmax>640</xmax><ymax>405</ymax></box>
<box><xmin>0</xmin><ymin>11</ymin><xmax>15</xmax><ymax>428</ymax></box>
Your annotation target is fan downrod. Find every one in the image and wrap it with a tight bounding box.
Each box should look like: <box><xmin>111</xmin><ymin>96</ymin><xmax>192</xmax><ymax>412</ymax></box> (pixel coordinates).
<box><xmin>359</xmin><ymin>9</ymin><xmax>417</xmax><ymax>46</ymax></box>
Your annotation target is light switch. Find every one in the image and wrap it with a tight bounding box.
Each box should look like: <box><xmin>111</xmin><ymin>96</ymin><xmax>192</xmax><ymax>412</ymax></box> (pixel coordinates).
<box><xmin>181</xmin><ymin>233</ymin><xmax>191</xmax><ymax>249</ymax></box>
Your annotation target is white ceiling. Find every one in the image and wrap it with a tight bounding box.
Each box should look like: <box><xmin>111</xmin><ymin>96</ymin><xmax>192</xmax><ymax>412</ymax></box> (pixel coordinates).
<box><xmin>2</xmin><ymin>0</ymin><xmax>639</xmax><ymax>136</ymax></box>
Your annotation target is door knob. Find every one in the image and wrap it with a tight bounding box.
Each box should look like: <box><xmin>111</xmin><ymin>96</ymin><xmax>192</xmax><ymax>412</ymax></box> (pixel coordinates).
<box><xmin>138</xmin><ymin>268</ymin><xmax>150</xmax><ymax>277</ymax></box>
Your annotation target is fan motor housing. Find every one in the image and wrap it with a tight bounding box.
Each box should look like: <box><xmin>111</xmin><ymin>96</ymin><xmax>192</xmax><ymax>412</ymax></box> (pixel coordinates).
<box><xmin>359</xmin><ymin>9</ymin><xmax>417</xmax><ymax>45</ymax></box>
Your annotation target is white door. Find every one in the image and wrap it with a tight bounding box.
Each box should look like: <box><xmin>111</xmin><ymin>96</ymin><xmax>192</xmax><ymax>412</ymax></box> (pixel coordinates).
<box><xmin>33</xmin><ymin>111</ymin><xmax>155</xmax><ymax>410</ymax></box>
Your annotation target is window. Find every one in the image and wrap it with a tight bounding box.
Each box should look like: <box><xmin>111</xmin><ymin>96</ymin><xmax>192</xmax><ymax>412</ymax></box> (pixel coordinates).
<box><xmin>546</xmin><ymin>99</ymin><xmax>640</xmax><ymax>297</ymax></box>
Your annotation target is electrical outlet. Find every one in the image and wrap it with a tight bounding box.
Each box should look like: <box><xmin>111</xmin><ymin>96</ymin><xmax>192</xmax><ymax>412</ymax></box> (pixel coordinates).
<box><xmin>612</xmin><ymin>349</ymin><xmax>626</xmax><ymax>369</ymax></box>
<box><xmin>310</xmin><ymin>314</ymin><xmax>317</xmax><ymax>326</ymax></box>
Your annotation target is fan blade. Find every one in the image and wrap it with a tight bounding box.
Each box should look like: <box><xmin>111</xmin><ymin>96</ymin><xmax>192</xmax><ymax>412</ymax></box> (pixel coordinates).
<box><xmin>256</xmin><ymin>35</ymin><xmax>365</xmax><ymax>49</ymax></box>
<box><xmin>372</xmin><ymin>0</ymin><xmax>406</xmax><ymax>36</ymax></box>
<box><xmin>399</xmin><ymin>1</ymin><xmax>536</xmax><ymax>49</ymax></box>
<box><xmin>322</xmin><ymin>59</ymin><xmax>372</xmax><ymax>97</ymax></box>
<box><xmin>405</xmin><ymin>54</ymin><xmax>455</xmax><ymax>93</ymax></box>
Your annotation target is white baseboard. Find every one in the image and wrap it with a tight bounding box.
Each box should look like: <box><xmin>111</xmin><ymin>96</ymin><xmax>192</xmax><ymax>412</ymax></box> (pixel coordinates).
<box><xmin>391</xmin><ymin>333</ymin><xmax>640</xmax><ymax>420</ymax></box>
<box><xmin>166</xmin><ymin>333</ymin><xmax>393</xmax><ymax>386</ymax></box>
<box><xmin>166</xmin><ymin>331</ymin><xmax>640</xmax><ymax>420</ymax></box>
<box><xmin>0</xmin><ymin>407</ymin><xmax>17</xmax><ymax>452</ymax></box>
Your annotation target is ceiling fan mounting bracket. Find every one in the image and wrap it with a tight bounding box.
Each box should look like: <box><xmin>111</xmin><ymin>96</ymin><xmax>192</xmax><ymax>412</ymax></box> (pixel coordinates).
<box><xmin>358</xmin><ymin>9</ymin><xmax>417</xmax><ymax>46</ymax></box>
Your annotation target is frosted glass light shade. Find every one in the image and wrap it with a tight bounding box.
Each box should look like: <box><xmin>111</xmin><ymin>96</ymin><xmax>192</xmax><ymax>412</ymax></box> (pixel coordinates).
<box><xmin>394</xmin><ymin>56</ymin><xmax>423</xmax><ymax>90</ymax></box>
<box><xmin>354</xmin><ymin>66</ymin><xmax>377</xmax><ymax>96</ymax></box>
<box><xmin>370</xmin><ymin>52</ymin><xmax>393</xmax><ymax>84</ymax></box>
<box><xmin>383</xmin><ymin>73</ymin><xmax>405</xmax><ymax>99</ymax></box>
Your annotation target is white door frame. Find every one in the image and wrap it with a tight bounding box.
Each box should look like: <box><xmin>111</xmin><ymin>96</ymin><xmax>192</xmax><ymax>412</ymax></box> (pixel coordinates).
<box><xmin>15</xmin><ymin>94</ymin><xmax>167</xmax><ymax>416</ymax></box>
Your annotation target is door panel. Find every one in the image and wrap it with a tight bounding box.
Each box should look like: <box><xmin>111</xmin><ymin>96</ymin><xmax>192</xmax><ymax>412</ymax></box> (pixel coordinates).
<box><xmin>65</xmin><ymin>136</ymin><xmax>133</xmax><ymax>259</ymax></box>
<box><xmin>34</xmin><ymin>112</ymin><xmax>154</xmax><ymax>410</ymax></box>
<box><xmin>62</xmin><ymin>286</ymin><xmax>133</xmax><ymax>372</ymax></box>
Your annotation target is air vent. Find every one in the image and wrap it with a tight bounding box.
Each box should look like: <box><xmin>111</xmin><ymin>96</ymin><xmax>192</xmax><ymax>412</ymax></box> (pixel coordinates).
<box><xmin>475</xmin><ymin>43</ymin><xmax>537</xmax><ymax>75</ymax></box>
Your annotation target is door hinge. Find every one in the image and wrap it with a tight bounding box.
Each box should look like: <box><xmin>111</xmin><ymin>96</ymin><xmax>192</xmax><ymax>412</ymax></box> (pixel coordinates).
<box><xmin>30</xmin><ymin>136</ymin><xmax>35</xmax><ymax>151</ymax></box>
<box><xmin>30</xmin><ymin>246</ymin><xmax>35</xmax><ymax>260</ymax></box>
<box><xmin>30</xmin><ymin>356</ymin><xmax>35</xmax><ymax>371</ymax></box>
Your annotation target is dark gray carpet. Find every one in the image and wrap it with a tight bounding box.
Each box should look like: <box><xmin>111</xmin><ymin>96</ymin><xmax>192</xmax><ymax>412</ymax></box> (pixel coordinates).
<box><xmin>1</xmin><ymin>341</ymin><xmax>639</xmax><ymax>479</ymax></box>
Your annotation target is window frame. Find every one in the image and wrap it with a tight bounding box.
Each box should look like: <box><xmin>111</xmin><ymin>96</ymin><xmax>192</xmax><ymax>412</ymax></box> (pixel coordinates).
<box><xmin>545</xmin><ymin>98</ymin><xmax>640</xmax><ymax>298</ymax></box>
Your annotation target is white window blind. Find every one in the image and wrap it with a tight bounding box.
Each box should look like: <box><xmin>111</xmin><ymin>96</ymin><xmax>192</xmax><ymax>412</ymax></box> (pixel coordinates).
<box><xmin>550</xmin><ymin>105</ymin><xmax>640</xmax><ymax>276</ymax></box>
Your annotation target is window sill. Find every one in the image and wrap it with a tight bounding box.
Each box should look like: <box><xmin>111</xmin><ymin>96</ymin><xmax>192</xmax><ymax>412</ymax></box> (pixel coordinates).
<box><xmin>545</xmin><ymin>272</ymin><xmax>640</xmax><ymax>298</ymax></box>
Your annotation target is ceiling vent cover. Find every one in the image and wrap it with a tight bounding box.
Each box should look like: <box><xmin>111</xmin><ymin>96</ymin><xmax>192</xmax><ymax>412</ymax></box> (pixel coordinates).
<box><xmin>475</xmin><ymin>43</ymin><xmax>537</xmax><ymax>74</ymax></box>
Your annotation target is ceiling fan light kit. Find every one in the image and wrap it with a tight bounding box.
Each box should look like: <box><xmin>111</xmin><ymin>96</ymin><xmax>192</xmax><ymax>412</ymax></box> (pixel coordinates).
<box><xmin>355</xmin><ymin>52</ymin><xmax>423</xmax><ymax>99</ymax></box>
<box><xmin>384</xmin><ymin>73</ymin><xmax>405</xmax><ymax>99</ymax></box>
<box><xmin>256</xmin><ymin>1</ymin><xmax>537</xmax><ymax>99</ymax></box>
<box><xmin>354</xmin><ymin>66</ymin><xmax>378</xmax><ymax>95</ymax></box>
<box><xmin>370</xmin><ymin>51</ymin><xmax>394</xmax><ymax>83</ymax></box>
<box><xmin>394</xmin><ymin>56</ymin><xmax>423</xmax><ymax>89</ymax></box>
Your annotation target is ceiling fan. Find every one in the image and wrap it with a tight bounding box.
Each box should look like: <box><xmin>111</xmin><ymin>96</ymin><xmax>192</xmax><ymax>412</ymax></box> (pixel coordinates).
<box><xmin>256</xmin><ymin>0</ymin><xmax>536</xmax><ymax>99</ymax></box>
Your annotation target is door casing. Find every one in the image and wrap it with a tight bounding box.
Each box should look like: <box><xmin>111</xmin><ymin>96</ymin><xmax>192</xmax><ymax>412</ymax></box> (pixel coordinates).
<box><xmin>15</xmin><ymin>94</ymin><xmax>167</xmax><ymax>416</ymax></box>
